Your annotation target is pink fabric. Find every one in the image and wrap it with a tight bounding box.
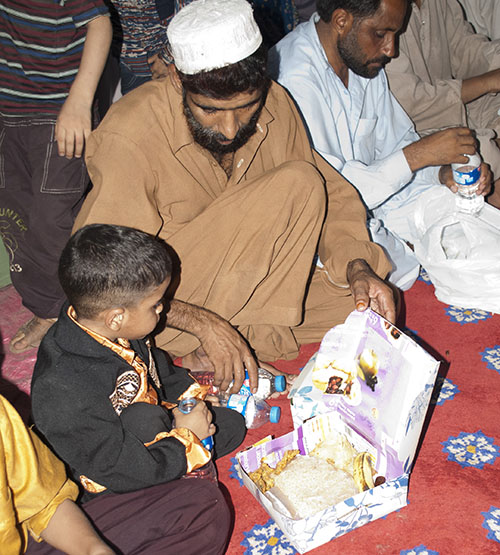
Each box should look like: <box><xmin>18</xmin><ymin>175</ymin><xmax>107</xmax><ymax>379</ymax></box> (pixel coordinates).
<box><xmin>0</xmin><ymin>285</ymin><xmax>35</xmax><ymax>421</ymax></box>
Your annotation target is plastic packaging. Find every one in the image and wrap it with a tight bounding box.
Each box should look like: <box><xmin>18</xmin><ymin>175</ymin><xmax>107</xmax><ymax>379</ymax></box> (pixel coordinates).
<box><xmin>191</xmin><ymin>368</ymin><xmax>286</xmax><ymax>400</ymax></box>
<box><xmin>411</xmin><ymin>186</ymin><xmax>500</xmax><ymax>313</ymax></box>
<box><xmin>221</xmin><ymin>394</ymin><xmax>281</xmax><ymax>429</ymax></box>
<box><xmin>177</xmin><ymin>398</ymin><xmax>214</xmax><ymax>450</ymax></box>
<box><xmin>451</xmin><ymin>152</ymin><xmax>484</xmax><ymax>215</ymax></box>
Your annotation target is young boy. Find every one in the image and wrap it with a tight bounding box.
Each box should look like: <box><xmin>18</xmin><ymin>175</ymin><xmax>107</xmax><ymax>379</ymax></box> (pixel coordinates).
<box><xmin>0</xmin><ymin>0</ymin><xmax>112</xmax><ymax>354</ymax></box>
<box><xmin>30</xmin><ymin>224</ymin><xmax>245</xmax><ymax>553</ymax></box>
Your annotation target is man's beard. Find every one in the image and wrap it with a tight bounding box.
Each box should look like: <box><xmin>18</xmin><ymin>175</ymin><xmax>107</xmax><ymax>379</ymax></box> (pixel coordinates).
<box><xmin>183</xmin><ymin>94</ymin><xmax>264</xmax><ymax>155</ymax></box>
<box><xmin>337</xmin><ymin>32</ymin><xmax>391</xmax><ymax>79</ymax></box>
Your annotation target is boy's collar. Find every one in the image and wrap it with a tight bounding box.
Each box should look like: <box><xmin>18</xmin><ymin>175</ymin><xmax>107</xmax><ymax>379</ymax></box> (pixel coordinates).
<box><xmin>67</xmin><ymin>306</ymin><xmax>136</xmax><ymax>366</ymax></box>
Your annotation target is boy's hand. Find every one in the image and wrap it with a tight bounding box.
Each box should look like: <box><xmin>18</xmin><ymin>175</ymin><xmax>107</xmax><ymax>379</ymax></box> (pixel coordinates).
<box><xmin>173</xmin><ymin>401</ymin><xmax>215</xmax><ymax>441</ymax></box>
<box><xmin>205</xmin><ymin>394</ymin><xmax>221</xmax><ymax>406</ymax></box>
<box><xmin>55</xmin><ymin>95</ymin><xmax>92</xmax><ymax>159</ymax></box>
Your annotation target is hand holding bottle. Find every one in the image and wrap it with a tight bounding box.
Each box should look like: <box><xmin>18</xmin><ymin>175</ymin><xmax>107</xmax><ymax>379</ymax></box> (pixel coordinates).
<box><xmin>174</xmin><ymin>399</ymin><xmax>215</xmax><ymax>446</ymax></box>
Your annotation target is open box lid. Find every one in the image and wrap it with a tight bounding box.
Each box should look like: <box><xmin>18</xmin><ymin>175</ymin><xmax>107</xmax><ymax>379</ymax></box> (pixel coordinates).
<box><xmin>289</xmin><ymin>309</ymin><xmax>440</xmax><ymax>475</ymax></box>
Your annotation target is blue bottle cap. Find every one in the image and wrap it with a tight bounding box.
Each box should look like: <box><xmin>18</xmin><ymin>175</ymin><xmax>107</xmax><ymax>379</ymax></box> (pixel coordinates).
<box><xmin>269</xmin><ymin>406</ymin><xmax>281</xmax><ymax>423</ymax></box>
<box><xmin>201</xmin><ymin>436</ymin><xmax>213</xmax><ymax>451</ymax></box>
<box><xmin>178</xmin><ymin>398</ymin><xmax>197</xmax><ymax>414</ymax></box>
<box><xmin>274</xmin><ymin>375</ymin><xmax>286</xmax><ymax>392</ymax></box>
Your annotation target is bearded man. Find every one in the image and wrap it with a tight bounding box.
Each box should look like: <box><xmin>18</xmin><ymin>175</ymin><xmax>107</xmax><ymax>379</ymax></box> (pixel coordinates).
<box><xmin>270</xmin><ymin>0</ymin><xmax>492</xmax><ymax>290</ymax></box>
<box><xmin>74</xmin><ymin>0</ymin><xmax>395</xmax><ymax>387</ymax></box>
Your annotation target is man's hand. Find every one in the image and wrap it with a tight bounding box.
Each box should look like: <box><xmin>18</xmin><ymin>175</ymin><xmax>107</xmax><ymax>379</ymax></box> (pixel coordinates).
<box><xmin>195</xmin><ymin>310</ymin><xmax>259</xmax><ymax>394</ymax></box>
<box><xmin>404</xmin><ymin>127</ymin><xmax>476</xmax><ymax>172</ymax></box>
<box><xmin>55</xmin><ymin>96</ymin><xmax>92</xmax><ymax>158</ymax></box>
<box><xmin>166</xmin><ymin>300</ymin><xmax>259</xmax><ymax>395</ymax></box>
<box><xmin>439</xmin><ymin>162</ymin><xmax>492</xmax><ymax>195</ymax></box>
<box><xmin>148</xmin><ymin>53</ymin><xmax>170</xmax><ymax>80</ymax></box>
<box><xmin>346</xmin><ymin>259</ymin><xmax>396</xmax><ymax>323</ymax></box>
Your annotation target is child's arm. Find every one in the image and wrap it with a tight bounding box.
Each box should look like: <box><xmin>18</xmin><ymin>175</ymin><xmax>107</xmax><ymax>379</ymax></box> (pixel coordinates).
<box><xmin>56</xmin><ymin>14</ymin><xmax>112</xmax><ymax>159</ymax></box>
<box><xmin>0</xmin><ymin>395</ymin><xmax>111</xmax><ymax>553</ymax></box>
<box><xmin>40</xmin><ymin>499</ymin><xmax>114</xmax><ymax>555</ymax></box>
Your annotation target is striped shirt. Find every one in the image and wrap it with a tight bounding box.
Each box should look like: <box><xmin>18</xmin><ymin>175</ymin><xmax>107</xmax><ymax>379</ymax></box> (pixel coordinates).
<box><xmin>0</xmin><ymin>0</ymin><xmax>109</xmax><ymax>116</ymax></box>
<box><xmin>111</xmin><ymin>0</ymin><xmax>193</xmax><ymax>77</ymax></box>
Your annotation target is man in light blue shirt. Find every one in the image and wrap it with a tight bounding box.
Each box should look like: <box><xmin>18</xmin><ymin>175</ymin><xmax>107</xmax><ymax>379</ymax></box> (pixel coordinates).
<box><xmin>270</xmin><ymin>0</ymin><xmax>491</xmax><ymax>289</ymax></box>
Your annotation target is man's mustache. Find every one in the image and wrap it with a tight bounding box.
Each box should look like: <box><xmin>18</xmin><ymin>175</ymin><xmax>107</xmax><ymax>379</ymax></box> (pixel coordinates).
<box><xmin>369</xmin><ymin>56</ymin><xmax>392</xmax><ymax>66</ymax></box>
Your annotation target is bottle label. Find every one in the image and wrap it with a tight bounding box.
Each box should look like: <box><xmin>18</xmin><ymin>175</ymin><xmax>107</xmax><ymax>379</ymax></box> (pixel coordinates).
<box><xmin>238</xmin><ymin>369</ymin><xmax>255</xmax><ymax>397</ymax></box>
<box><xmin>239</xmin><ymin>368</ymin><xmax>273</xmax><ymax>400</ymax></box>
<box><xmin>226</xmin><ymin>394</ymin><xmax>250</xmax><ymax>415</ymax></box>
<box><xmin>452</xmin><ymin>165</ymin><xmax>481</xmax><ymax>186</ymax></box>
<box><xmin>240</xmin><ymin>370</ymin><xmax>252</xmax><ymax>396</ymax></box>
<box><xmin>239</xmin><ymin>382</ymin><xmax>252</xmax><ymax>396</ymax></box>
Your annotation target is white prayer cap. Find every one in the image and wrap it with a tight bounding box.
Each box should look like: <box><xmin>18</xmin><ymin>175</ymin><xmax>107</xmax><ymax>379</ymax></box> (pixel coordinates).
<box><xmin>167</xmin><ymin>0</ymin><xmax>263</xmax><ymax>75</ymax></box>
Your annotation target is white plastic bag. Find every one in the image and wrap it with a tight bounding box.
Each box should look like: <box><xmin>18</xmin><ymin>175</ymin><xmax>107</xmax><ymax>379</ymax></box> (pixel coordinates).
<box><xmin>410</xmin><ymin>187</ymin><xmax>500</xmax><ymax>313</ymax></box>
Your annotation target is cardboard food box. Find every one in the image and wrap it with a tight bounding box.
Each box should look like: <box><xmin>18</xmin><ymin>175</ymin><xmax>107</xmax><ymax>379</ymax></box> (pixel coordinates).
<box><xmin>236</xmin><ymin>309</ymin><xmax>440</xmax><ymax>553</ymax></box>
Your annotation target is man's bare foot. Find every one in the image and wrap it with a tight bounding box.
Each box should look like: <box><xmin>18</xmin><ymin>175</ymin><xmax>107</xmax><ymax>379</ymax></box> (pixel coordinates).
<box><xmin>9</xmin><ymin>316</ymin><xmax>57</xmax><ymax>354</ymax></box>
<box><xmin>182</xmin><ymin>346</ymin><xmax>214</xmax><ymax>372</ymax></box>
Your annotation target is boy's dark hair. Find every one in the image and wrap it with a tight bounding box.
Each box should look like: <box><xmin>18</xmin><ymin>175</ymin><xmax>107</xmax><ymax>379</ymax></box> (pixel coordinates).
<box><xmin>177</xmin><ymin>44</ymin><xmax>271</xmax><ymax>100</ymax></box>
<box><xmin>59</xmin><ymin>224</ymin><xmax>172</xmax><ymax>319</ymax></box>
<box><xmin>317</xmin><ymin>0</ymin><xmax>381</xmax><ymax>23</ymax></box>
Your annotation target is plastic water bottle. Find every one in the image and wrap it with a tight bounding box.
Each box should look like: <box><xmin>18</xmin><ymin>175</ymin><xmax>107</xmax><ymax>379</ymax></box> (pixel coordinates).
<box><xmin>452</xmin><ymin>152</ymin><xmax>484</xmax><ymax>214</ymax></box>
<box><xmin>177</xmin><ymin>398</ymin><xmax>217</xmax><ymax>483</ymax></box>
<box><xmin>191</xmin><ymin>368</ymin><xmax>286</xmax><ymax>400</ymax></box>
<box><xmin>177</xmin><ymin>398</ymin><xmax>214</xmax><ymax>451</ymax></box>
<box><xmin>238</xmin><ymin>368</ymin><xmax>286</xmax><ymax>400</ymax></box>
<box><xmin>221</xmin><ymin>394</ymin><xmax>281</xmax><ymax>429</ymax></box>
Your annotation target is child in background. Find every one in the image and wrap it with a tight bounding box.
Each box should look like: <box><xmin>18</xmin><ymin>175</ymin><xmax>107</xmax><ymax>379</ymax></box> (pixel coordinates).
<box><xmin>0</xmin><ymin>0</ymin><xmax>112</xmax><ymax>354</ymax></box>
<box><xmin>30</xmin><ymin>224</ymin><xmax>245</xmax><ymax>554</ymax></box>
<box><xmin>0</xmin><ymin>394</ymin><xmax>112</xmax><ymax>554</ymax></box>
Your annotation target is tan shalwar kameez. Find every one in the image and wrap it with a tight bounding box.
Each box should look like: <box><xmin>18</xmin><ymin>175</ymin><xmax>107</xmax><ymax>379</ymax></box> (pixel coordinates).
<box><xmin>75</xmin><ymin>78</ymin><xmax>390</xmax><ymax>361</ymax></box>
<box><xmin>386</xmin><ymin>0</ymin><xmax>500</xmax><ymax>176</ymax></box>
<box><xmin>459</xmin><ymin>0</ymin><xmax>500</xmax><ymax>40</ymax></box>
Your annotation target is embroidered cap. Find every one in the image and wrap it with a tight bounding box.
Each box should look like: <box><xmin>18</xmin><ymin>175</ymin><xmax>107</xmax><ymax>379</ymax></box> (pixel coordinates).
<box><xmin>167</xmin><ymin>0</ymin><xmax>263</xmax><ymax>75</ymax></box>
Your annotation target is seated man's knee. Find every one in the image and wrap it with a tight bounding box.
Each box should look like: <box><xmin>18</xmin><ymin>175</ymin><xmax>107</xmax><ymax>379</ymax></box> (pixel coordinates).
<box><xmin>271</xmin><ymin>161</ymin><xmax>326</xmax><ymax>207</ymax></box>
